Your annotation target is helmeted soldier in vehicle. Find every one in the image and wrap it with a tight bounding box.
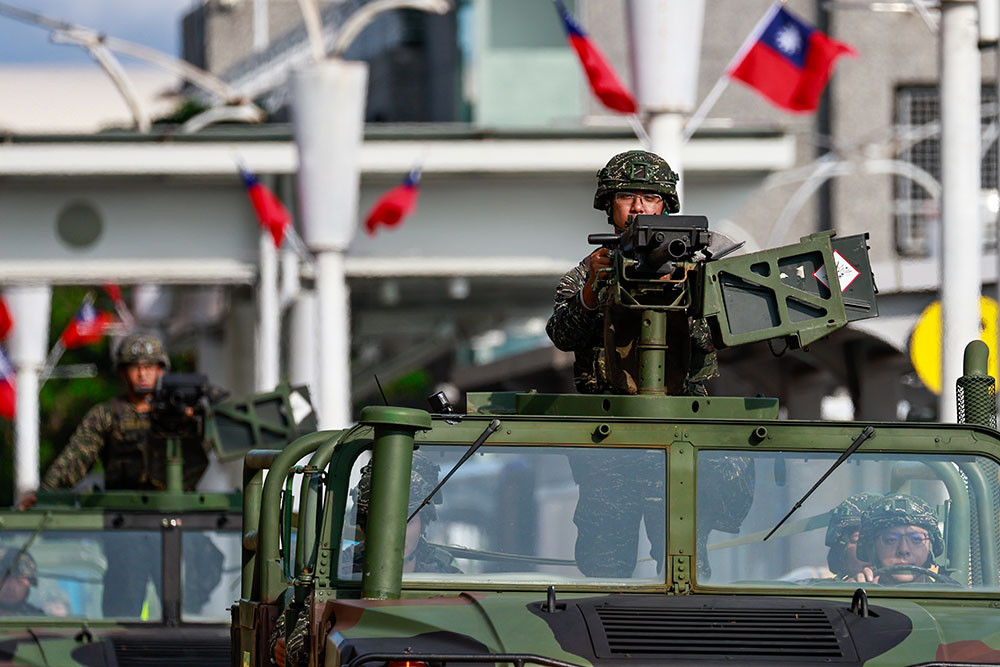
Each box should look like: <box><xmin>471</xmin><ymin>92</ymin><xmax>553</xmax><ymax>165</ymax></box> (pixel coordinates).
<box><xmin>549</xmin><ymin>151</ymin><xmax>737</xmax><ymax>578</ymax></box>
<box><xmin>852</xmin><ymin>493</ymin><xmax>959</xmax><ymax>586</ymax></box>
<box><xmin>0</xmin><ymin>548</ymin><xmax>43</xmax><ymax>617</ymax></box>
<box><xmin>352</xmin><ymin>451</ymin><xmax>460</xmax><ymax>575</ymax></box>
<box><xmin>35</xmin><ymin>332</ymin><xmax>209</xmax><ymax>494</ymax></box>
<box><xmin>825</xmin><ymin>492</ymin><xmax>880</xmax><ymax>579</ymax></box>
<box><xmin>545</xmin><ymin>149</ymin><xmax>717</xmax><ymax>395</ymax></box>
<box><xmin>273</xmin><ymin>453</ymin><xmax>459</xmax><ymax>667</ymax></box>
<box><xmin>21</xmin><ymin>332</ymin><xmax>217</xmax><ymax>618</ymax></box>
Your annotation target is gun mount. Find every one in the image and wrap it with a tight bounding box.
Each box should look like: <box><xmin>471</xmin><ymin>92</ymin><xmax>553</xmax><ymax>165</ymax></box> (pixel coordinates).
<box><xmin>589</xmin><ymin>215</ymin><xmax>878</xmax><ymax>395</ymax></box>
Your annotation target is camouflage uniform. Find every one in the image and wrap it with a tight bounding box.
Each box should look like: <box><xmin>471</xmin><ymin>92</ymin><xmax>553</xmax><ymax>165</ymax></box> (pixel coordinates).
<box><xmin>695</xmin><ymin>455</ymin><xmax>756</xmax><ymax>579</ymax></box>
<box><xmin>825</xmin><ymin>492</ymin><xmax>880</xmax><ymax>578</ymax></box>
<box><xmin>545</xmin><ymin>149</ymin><xmax>717</xmax><ymax>395</ymax></box>
<box><xmin>553</xmin><ymin>151</ymin><xmax>729</xmax><ymax>577</ymax></box>
<box><xmin>546</xmin><ymin>260</ymin><xmax>718</xmax><ymax>395</ymax></box>
<box><xmin>348</xmin><ymin>451</ymin><xmax>460</xmax><ymax>575</ymax></box>
<box><xmin>40</xmin><ymin>398</ymin><xmax>208</xmax><ymax>492</ymax></box>
<box><xmin>40</xmin><ymin>332</ymin><xmax>208</xmax><ymax>492</ymax></box>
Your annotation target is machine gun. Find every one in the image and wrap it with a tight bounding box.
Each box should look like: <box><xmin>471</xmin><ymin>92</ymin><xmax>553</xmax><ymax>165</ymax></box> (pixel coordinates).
<box><xmin>150</xmin><ymin>373</ymin><xmax>229</xmax><ymax>440</ymax></box>
<box><xmin>588</xmin><ymin>214</ymin><xmax>878</xmax><ymax>394</ymax></box>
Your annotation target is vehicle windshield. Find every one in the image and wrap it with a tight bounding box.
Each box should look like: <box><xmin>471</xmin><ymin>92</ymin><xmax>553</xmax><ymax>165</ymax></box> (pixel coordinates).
<box><xmin>0</xmin><ymin>528</ymin><xmax>239</xmax><ymax>621</ymax></box>
<box><xmin>339</xmin><ymin>444</ymin><xmax>667</xmax><ymax>585</ymax></box>
<box><xmin>699</xmin><ymin>450</ymin><xmax>1000</xmax><ymax>591</ymax></box>
<box><xmin>0</xmin><ymin>530</ymin><xmax>162</xmax><ymax>621</ymax></box>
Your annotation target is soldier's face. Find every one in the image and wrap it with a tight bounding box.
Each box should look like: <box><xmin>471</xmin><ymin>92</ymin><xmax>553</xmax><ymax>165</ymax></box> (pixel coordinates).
<box><xmin>124</xmin><ymin>362</ymin><xmax>163</xmax><ymax>394</ymax></box>
<box><xmin>611</xmin><ymin>191</ymin><xmax>666</xmax><ymax>230</ymax></box>
<box><xmin>0</xmin><ymin>576</ymin><xmax>29</xmax><ymax>607</ymax></box>
<box><xmin>874</xmin><ymin>524</ymin><xmax>931</xmax><ymax>582</ymax></box>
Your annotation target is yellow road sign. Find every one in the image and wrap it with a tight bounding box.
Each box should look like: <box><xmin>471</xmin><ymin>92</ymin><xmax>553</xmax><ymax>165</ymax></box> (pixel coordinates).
<box><xmin>909</xmin><ymin>296</ymin><xmax>1000</xmax><ymax>395</ymax></box>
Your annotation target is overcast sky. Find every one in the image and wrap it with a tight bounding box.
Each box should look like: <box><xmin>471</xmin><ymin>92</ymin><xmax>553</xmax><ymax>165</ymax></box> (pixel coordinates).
<box><xmin>0</xmin><ymin>1</ymin><xmax>196</xmax><ymax>65</ymax></box>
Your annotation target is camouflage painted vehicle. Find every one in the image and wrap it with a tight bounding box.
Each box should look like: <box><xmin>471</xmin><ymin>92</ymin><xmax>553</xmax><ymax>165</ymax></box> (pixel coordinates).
<box><xmin>236</xmin><ymin>230</ymin><xmax>1000</xmax><ymax>666</ymax></box>
<box><xmin>0</xmin><ymin>382</ymin><xmax>316</xmax><ymax>666</ymax></box>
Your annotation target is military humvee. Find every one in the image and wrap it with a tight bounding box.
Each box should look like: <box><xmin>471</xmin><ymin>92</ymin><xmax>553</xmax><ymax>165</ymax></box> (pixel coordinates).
<box><xmin>0</xmin><ymin>382</ymin><xmax>316</xmax><ymax>666</ymax></box>
<box><xmin>236</xmin><ymin>228</ymin><xmax>1000</xmax><ymax>666</ymax></box>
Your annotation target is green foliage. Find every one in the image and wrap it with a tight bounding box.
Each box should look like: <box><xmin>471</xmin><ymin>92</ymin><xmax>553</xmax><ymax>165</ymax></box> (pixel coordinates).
<box><xmin>0</xmin><ymin>287</ymin><xmax>122</xmax><ymax>505</ymax></box>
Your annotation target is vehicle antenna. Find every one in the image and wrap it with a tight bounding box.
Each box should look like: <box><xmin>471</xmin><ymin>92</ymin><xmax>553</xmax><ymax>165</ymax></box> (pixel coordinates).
<box><xmin>374</xmin><ymin>374</ymin><xmax>389</xmax><ymax>405</ymax></box>
<box><xmin>763</xmin><ymin>425</ymin><xmax>875</xmax><ymax>541</ymax></box>
<box><xmin>407</xmin><ymin>419</ymin><xmax>502</xmax><ymax>523</ymax></box>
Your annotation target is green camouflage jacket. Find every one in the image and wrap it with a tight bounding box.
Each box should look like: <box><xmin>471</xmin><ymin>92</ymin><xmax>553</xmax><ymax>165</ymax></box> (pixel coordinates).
<box><xmin>40</xmin><ymin>396</ymin><xmax>207</xmax><ymax>492</ymax></box>
<box><xmin>545</xmin><ymin>257</ymin><xmax>718</xmax><ymax>395</ymax></box>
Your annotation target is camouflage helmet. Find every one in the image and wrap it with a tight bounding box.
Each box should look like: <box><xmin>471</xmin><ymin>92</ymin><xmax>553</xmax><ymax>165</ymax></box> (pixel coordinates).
<box><xmin>0</xmin><ymin>548</ymin><xmax>38</xmax><ymax>586</ymax></box>
<box><xmin>825</xmin><ymin>492</ymin><xmax>881</xmax><ymax>548</ymax></box>
<box><xmin>594</xmin><ymin>150</ymin><xmax>680</xmax><ymax>214</ymax></box>
<box><xmin>115</xmin><ymin>332</ymin><xmax>170</xmax><ymax>371</ymax></box>
<box><xmin>355</xmin><ymin>450</ymin><xmax>441</xmax><ymax>527</ymax></box>
<box><xmin>857</xmin><ymin>493</ymin><xmax>944</xmax><ymax>564</ymax></box>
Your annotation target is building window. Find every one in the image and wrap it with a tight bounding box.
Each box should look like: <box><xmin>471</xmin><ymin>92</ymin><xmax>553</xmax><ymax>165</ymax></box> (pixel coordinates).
<box><xmin>894</xmin><ymin>85</ymin><xmax>998</xmax><ymax>257</ymax></box>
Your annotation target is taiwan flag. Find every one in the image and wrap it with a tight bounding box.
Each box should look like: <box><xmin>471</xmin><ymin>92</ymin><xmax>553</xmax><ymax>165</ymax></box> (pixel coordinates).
<box><xmin>553</xmin><ymin>0</ymin><xmax>637</xmax><ymax>114</ymax></box>
<box><xmin>0</xmin><ymin>347</ymin><xmax>14</xmax><ymax>421</ymax></box>
<box><xmin>60</xmin><ymin>301</ymin><xmax>112</xmax><ymax>350</ymax></box>
<box><xmin>0</xmin><ymin>295</ymin><xmax>11</xmax><ymax>341</ymax></box>
<box><xmin>240</xmin><ymin>166</ymin><xmax>292</xmax><ymax>249</ymax></box>
<box><xmin>364</xmin><ymin>169</ymin><xmax>421</xmax><ymax>236</ymax></box>
<box><xmin>728</xmin><ymin>3</ymin><xmax>856</xmax><ymax>113</ymax></box>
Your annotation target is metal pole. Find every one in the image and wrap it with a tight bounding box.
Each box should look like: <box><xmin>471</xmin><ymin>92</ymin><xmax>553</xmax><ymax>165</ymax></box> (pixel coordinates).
<box><xmin>292</xmin><ymin>59</ymin><xmax>367</xmax><ymax>430</ymax></box>
<box><xmin>256</xmin><ymin>229</ymin><xmax>280</xmax><ymax>393</ymax></box>
<box><xmin>940</xmin><ymin>0</ymin><xmax>983</xmax><ymax>422</ymax></box>
<box><xmin>638</xmin><ymin>309</ymin><xmax>667</xmax><ymax>394</ymax></box>
<box><xmin>5</xmin><ymin>285</ymin><xmax>51</xmax><ymax>501</ymax></box>
<box><xmin>626</xmin><ymin>0</ymin><xmax>705</xmax><ymax>210</ymax></box>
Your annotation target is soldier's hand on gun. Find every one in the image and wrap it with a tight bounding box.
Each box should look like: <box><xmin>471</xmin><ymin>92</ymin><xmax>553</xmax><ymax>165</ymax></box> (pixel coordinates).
<box><xmin>583</xmin><ymin>248</ymin><xmax>613</xmax><ymax>310</ymax></box>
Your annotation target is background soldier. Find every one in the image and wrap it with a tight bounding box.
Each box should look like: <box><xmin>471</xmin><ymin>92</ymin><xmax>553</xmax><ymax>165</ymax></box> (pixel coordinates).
<box><xmin>825</xmin><ymin>492</ymin><xmax>880</xmax><ymax>580</ymax></box>
<box><xmin>30</xmin><ymin>332</ymin><xmax>209</xmax><ymax>497</ymax></box>
<box><xmin>0</xmin><ymin>548</ymin><xmax>42</xmax><ymax>617</ymax></box>
<box><xmin>18</xmin><ymin>332</ymin><xmax>221</xmax><ymax>617</ymax></box>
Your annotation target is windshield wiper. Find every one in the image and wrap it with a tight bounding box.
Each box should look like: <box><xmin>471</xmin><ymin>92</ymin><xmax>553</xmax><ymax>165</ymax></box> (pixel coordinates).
<box><xmin>407</xmin><ymin>418</ymin><xmax>501</xmax><ymax>524</ymax></box>
<box><xmin>763</xmin><ymin>425</ymin><xmax>875</xmax><ymax>541</ymax></box>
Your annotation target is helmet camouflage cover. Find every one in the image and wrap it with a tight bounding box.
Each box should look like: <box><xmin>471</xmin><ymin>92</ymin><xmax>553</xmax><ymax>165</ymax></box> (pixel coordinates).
<box><xmin>825</xmin><ymin>492</ymin><xmax>881</xmax><ymax>548</ymax></box>
<box><xmin>355</xmin><ymin>450</ymin><xmax>441</xmax><ymax>525</ymax></box>
<box><xmin>856</xmin><ymin>493</ymin><xmax>944</xmax><ymax>563</ymax></box>
<box><xmin>115</xmin><ymin>332</ymin><xmax>170</xmax><ymax>370</ymax></box>
<box><xmin>594</xmin><ymin>150</ymin><xmax>680</xmax><ymax>214</ymax></box>
<box><xmin>0</xmin><ymin>548</ymin><xmax>38</xmax><ymax>586</ymax></box>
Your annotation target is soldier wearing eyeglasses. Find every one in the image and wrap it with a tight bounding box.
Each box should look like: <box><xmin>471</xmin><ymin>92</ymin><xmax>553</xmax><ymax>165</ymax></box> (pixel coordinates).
<box><xmin>851</xmin><ymin>493</ymin><xmax>960</xmax><ymax>586</ymax></box>
<box><xmin>545</xmin><ymin>149</ymin><xmax>717</xmax><ymax>395</ymax></box>
<box><xmin>547</xmin><ymin>151</ymin><xmax>734</xmax><ymax>578</ymax></box>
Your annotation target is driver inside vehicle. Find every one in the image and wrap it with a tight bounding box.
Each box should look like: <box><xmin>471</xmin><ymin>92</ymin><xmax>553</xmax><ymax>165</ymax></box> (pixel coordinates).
<box><xmin>851</xmin><ymin>493</ymin><xmax>960</xmax><ymax>586</ymax></box>
<box><xmin>0</xmin><ymin>548</ymin><xmax>43</xmax><ymax>617</ymax></box>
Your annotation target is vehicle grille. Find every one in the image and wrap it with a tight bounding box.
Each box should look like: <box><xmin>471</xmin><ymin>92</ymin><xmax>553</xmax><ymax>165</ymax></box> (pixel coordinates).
<box><xmin>589</xmin><ymin>605</ymin><xmax>846</xmax><ymax>660</ymax></box>
<box><xmin>110</xmin><ymin>635</ymin><xmax>230</xmax><ymax>666</ymax></box>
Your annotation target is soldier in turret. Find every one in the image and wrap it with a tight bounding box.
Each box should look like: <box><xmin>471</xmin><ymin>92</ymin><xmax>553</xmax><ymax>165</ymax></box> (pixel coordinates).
<box><xmin>32</xmin><ymin>332</ymin><xmax>209</xmax><ymax>496</ymax></box>
<box><xmin>548</xmin><ymin>151</ymin><xmax>741</xmax><ymax>578</ymax></box>
<box><xmin>545</xmin><ymin>149</ymin><xmax>717</xmax><ymax>395</ymax></box>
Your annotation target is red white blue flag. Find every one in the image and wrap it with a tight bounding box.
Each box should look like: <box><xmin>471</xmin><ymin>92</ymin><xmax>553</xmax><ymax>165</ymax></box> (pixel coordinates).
<box><xmin>240</xmin><ymin>166</ymin><xmax>292</xmax><ymax>249</ymax></box>
<box><xmin>727</xmin><ymin>3</ymin><xmax>856</xmax><ymax>113</ymax></box>
<box><xmin>60</xmin><ymin>301</ymin><xmax>112</xmax><ymax>350</ymax></box>
<box><xmin>553</xmin><ymin>0</ymin><xmax>637</xmax><ymax>114</ymax></box>
<box><xmin>0</xmin><ymin>295</ymin><xmax>11</xmax><ymax>341</ymax></box>
<box><xmin>0</xmin><ymin>347</ymin><xmax>15</xmax><ymax>421</ymax></box>
<box><xmin>365</xmin><ymin>169</ymin><xmax>421</xmax><ymax>237</ymax></box>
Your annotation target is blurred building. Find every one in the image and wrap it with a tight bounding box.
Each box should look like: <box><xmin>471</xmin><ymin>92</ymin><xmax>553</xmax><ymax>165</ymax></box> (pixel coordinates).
<box><xmin>1</xmin><ymin>0</ymin><xmax>994</xmax><ymax>436</ymax></box>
